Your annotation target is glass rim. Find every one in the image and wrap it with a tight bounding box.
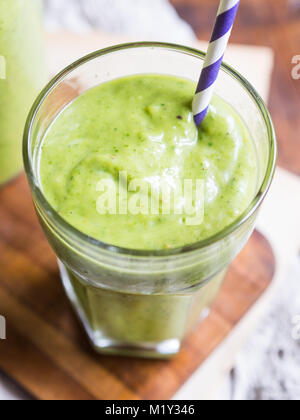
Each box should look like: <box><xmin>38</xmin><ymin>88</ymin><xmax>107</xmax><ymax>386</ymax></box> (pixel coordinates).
<box><xmin>23</xmin><ymin>41</ymin><xmax>277</xmax><ymax>258</ymax></box>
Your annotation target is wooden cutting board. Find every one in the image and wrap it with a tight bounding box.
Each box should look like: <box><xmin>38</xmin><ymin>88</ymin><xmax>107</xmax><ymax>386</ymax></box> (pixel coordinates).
<box><xmin>0</xmin><ymin>175</ymin><xmax>275</xmax><ymax>400</ymax></box>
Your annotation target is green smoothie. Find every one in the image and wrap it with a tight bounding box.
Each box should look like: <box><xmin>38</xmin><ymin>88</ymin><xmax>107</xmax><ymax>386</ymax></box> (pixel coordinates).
<box><xmin>40</xmin><ymin>75</ymin><xmax>257</xmax><ymax>250</ymax></box>
<box><xmin>38</xmin><ymin>74</ymin><xmax>258</xmax><ymax>356</ymax></box>
<box><xmin>0</xmin><ymin>0</ymin><xmax>45</xmax><ymax>185</ymax></box>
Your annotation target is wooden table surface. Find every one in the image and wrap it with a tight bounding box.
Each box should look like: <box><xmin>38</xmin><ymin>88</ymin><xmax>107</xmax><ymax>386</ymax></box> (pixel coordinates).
<box><xmin>171</xmin><ymin>0</ymin><xmax>300</xmax><ymax>176</ymax></box>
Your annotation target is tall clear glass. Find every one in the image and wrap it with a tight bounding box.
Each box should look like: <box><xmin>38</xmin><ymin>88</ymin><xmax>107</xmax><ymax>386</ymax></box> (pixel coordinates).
<box><xmin>0</xmin><ymin>0</ymin><xmax>46</xmax><ymax>185</ymax></box>
<box><xmin>23</xmin><ymin>43</ymin><xmax>277</xmax><ymax>359</ymax></box>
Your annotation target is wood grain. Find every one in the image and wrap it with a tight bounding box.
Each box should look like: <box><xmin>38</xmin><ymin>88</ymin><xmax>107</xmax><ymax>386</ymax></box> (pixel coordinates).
<box><xmin>170</xmin><ymin>0</ymin><xmax>300</xmax><ymax>175</ymax></box>
<box><xmin>0</xmin><ymin>175</ymin><xmax>275</xmax><ymax>400</ymax></box>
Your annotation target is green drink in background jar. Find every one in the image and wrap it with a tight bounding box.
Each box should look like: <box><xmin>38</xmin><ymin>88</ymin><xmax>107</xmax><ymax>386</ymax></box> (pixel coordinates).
<box><xmin>0</xmin><ymin>0</ymin><xmax>46</xmax><ymax>185</ymax></box>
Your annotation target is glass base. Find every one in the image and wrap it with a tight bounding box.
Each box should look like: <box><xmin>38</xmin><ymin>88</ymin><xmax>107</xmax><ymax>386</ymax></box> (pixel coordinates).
<box><xmin>59</xmin><ymin>261</ymin><xmax>185</xmax><ymax>358</ymax></box>
<box><xmin>58</xmin><ymin>261</ymin><xmax>219</xmax><ymax>359</ymax></box>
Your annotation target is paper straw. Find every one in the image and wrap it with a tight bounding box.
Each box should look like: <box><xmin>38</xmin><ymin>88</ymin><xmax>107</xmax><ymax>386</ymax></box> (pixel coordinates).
<box><xmin>193</xmin><ymin>0</ymin><xmax>240</xmax><ymax>126</ymax></box>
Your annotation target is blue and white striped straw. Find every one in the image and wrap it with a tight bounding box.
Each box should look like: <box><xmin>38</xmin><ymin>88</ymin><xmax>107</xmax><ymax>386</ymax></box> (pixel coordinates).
<box><xmin>193</xmin><ymin>0</ymin><xmax>240</xmax><ymax>126</ymax></box>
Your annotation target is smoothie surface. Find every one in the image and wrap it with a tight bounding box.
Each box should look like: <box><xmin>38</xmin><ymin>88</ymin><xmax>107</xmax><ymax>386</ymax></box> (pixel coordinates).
<box><xmin>39</xmin><ymin>75</ymin><xmax>258</xmax><ymax>250</ymax></box>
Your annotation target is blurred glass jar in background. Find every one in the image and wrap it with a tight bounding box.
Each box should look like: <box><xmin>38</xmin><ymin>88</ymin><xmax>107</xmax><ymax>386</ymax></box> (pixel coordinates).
<box><xmin>0</xmin><ymin>0</ymin><xmax>46</xmax><ymax>186</ymax></box>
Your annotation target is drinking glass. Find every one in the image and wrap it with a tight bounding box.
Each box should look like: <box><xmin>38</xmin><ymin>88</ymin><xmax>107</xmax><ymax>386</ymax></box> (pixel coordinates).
<box><xmin>23</xmin><ymin>43</ymin><xmax>277</xmax><ymax>358</ymax></box>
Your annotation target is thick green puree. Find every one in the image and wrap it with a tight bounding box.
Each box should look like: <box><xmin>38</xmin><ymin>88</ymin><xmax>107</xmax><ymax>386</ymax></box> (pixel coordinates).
<box><xmin>40</xmin><ymin>75</ymin><xmax>257</xmax><ymax>250</ymax></box>
<box><xmin>38</xmin><ymin>74</ymin><xmax>259</xmax><ymax>356</ymax></box>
